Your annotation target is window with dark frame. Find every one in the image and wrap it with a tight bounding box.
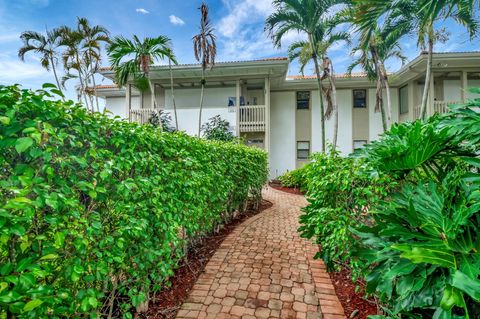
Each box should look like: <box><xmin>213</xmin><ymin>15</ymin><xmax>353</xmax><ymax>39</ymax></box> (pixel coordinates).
<box><xmin>399</xmin><ymin>85</ymin><xmax>409</xmax><ymax>114</ymax></box>
<box><xmin>296</xmin><ymin>91</ymin><xmax>310</xmax><ymax>109</ymax></box>
<box><xmin>297</xmin><ymin>141</ymin><xmax>310</xmax><ymax>160</ymax></box>
<box><xmin>353</xmin><ymin>89</ymin><xmax>367</xmax><ymax>108</ymax></box>
<box><xmin>353</xmin><ymin>140</ymin><xmax>367</xmax><ymax>151</ymax></box>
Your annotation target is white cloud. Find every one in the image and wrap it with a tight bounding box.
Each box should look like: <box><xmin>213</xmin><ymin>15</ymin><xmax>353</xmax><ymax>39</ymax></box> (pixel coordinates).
<box><xmin>136</xmin><ymin>8</ymin><xmax>149</xmax><ymax>14</ymax></box>
<box><xmin>0</xmin><ymin>52</ymin><xmax>49</xmax><ymax>83</ymax></box>
<box><xmin>169</xmin><ymin>15</ymin><xmax>185</xmax><ymax>26</ymax></box>
<box><xmin>216</xmin><ymin>0</ymin><xmax>305</xmax><ymax>62</ymax></box>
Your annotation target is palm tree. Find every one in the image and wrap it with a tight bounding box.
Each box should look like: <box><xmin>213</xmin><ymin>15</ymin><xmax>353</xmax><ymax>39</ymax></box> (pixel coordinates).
<box><xmin>347</xmin><ymin>25</ymin><xmax>407</xmax><ymax>131</ymax></box>
<box><xmin>192</xmin><ymin>2</ymin><xmax>217</xmax><ymax>137</ymax></box>
<box><xmin>77</xmin><ymin>17</ymin><xmax>110</xmax><ymax>112</ymax></box>
<box><xmin>18</xmin><ymin>28</ymin><xmax>64</xmax><ymax>98</ymax></box>
<box><xmin>266</xmin><ymin>0</ymin><xmax>346</xmax><ymax>153</ymax></box>
<box><xmin>353</xmin><ymin>0</ymin><xmax>478</xmax><ymax>120</ymax></box>
<box><xmin>59</xmin><ymin>26</ymin><xmax>91</xmax><ymax>109</ymax></box>
<box><xmin>164</xmin><ymin>46</ymin><xmax>179</xmax><ymax>130</ymax></box>
<box><xmin>288</xmin><ymin>24</ymin><xmax>350</xmax><ymax>149</ymax></box>
<box><xmin>106</xmin><ymin>35</ymin><xmax>177</xmax><ymax>128</ymax></box>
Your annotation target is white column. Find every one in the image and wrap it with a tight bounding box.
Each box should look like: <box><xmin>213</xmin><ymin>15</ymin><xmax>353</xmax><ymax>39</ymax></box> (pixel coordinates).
<box><xmin>461</xmin><ymin>71</ymin><xmax>468</xmax><ymax>101</ymax></box>
<box><xmin>151</xmin><ymin>83</ymin><xmax>156</xmax><ymax>109</ymax></box>
<box><xmin>125</xmin><ymin>84</ymin><xmax>131</xmax><ymax>121</ymax></box>
<box><xmin>236</xmin><ymin>79</ymin><xmax>241</xmax><ymax>137</ymax></box>
<box><xmin>264</xmin><ymin>77</ymin><xmax>271</xmax><ymax>162</ymax></box>
<box><xmin>407</xmin><ymin>80</ymin><xmax>415</xmax><ymax>121</ymax></box>
<box><xmin>428</xmin><ymin>72</ymin><xmax>435</xmax><ymax>116</ymax></box>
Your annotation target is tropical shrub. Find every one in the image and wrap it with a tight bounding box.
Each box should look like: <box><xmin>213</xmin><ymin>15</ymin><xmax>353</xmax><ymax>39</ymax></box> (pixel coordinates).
<box><xmin>300</xmin><ymin>89</ymin><xmax>480</xmax><ymax>318</ymax></box>
<box><xmin>148</xmin><ymin>110</ymin><xmax>176</xmax><ymax>133</ymax></box>
<box><xmin>278</xmin><ymin>165</ymin><xmax>309</xmax><ymax>190</ymax></box>
<box><xmin>0</xmin><ymin>84</ymin><xmax>267</xmax><ymax>318</ymax></box>
<box><xmin>298</xmin><ymin>149</ymin><xmax>395</xmax><ymax>277</ymax></box>
<box><xmin>201</xmin><ymin>115</ymin><xmax>235</xmax><ymax>142</ymax></box>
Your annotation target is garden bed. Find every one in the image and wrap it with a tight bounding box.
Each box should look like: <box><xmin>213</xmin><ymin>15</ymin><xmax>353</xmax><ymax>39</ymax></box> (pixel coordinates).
<box><xmin>144</xmin><ymin>199</ymin><xmax>273</xmax><ymax>319</ymax></box>
<box><xmin>269</xmin><ymin>181</ymin><xmax>304</xmax><ymax>195</ymax></box>
<box><xmin>329</xmin><ymin>267</ymin><xmax>378</xmax><ymax>319</ymax></box>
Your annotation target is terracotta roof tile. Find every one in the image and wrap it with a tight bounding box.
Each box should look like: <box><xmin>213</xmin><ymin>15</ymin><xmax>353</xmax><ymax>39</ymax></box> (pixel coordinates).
<box><xmin>287</xmin><ymin>72</ymin><xmax>367</xmax><ymax>80</ymax></box>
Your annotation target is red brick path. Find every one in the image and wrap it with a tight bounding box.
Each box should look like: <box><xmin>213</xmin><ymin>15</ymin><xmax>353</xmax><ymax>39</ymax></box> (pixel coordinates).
<box><xmin>176</xmin><ymin>187</ymin><xmax>346</xmax><ymax>319</ymax></box>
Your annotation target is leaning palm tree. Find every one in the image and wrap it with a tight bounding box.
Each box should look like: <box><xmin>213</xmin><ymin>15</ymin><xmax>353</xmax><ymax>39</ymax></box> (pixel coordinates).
<box><xmin>287</xmin><ymin>24</ymin><xmax>350</xmax><ymax>150</ymax></box>
<box><xmin>59</xmin><ymin>26</ymin><xmax>91</xmax><ymax>109</ymax></box>
<box><xmin>347</xmin><ymin>24</ymin><xmax>408</xmax><ymax>131</ymax></box>
<box><xmin>266</xmin><ymin>0</ymin><xmax>347</xmax><ymax>153</ymax></box>
<box><xmin>77</xmin><ymin>17</ymin><xmax>110</xmax><ymax>112</ymax></box>
<box><xmin>192</xmin><ymin>2</ymin><xmax>217</xmax><ymax>137</ymax></box>
<box><xmin>107</xmin><ymin>35</ymin><xmax>177</xmax><ymax>127</ymax></box>
<box><xmin>18</xmin><ymin>28</ymin><xmax>64</xmax><ymax>98</ymax></box>
<box><xmin>353</xmin><ymin>0</ymin><xmax>478</xmax><ymax>120</ymax></box>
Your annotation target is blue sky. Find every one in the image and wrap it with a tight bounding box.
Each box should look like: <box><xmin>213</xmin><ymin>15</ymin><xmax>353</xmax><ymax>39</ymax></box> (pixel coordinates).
<box><xmin>0</xmin><ymin>0</ymin><xmax>478</xmax><ymax>100</ymax></box>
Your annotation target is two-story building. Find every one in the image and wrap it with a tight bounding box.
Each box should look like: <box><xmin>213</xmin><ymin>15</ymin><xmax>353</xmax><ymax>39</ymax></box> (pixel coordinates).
<box><xmin>94</xmin><ymin>51</ymin><xmax>480</xmax><ymax>179</ymax></box>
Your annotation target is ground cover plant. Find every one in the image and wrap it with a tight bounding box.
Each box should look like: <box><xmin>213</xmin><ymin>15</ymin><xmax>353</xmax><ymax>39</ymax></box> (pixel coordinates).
<box><xmin>277</xmin><ymin>165</ymin><xmax>310</xmax><ymax>191</ymax></box>
<box><xmin>299</xmin><ymin>89</ymin><xmax>480</xmax><ymax>318</ymax></box>
<box><xmin>0</xmin><ymin>84</ymin><xmax>268</xmax><ymax>318</ymax></box>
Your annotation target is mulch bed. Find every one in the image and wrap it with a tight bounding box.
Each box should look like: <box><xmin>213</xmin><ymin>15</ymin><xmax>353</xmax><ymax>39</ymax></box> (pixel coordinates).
<box><xmin>143</xmin><ymin>199</ymin><xmax>273</xmax><ymax>319</ymax></box>
<box><xmin>329</xmin><ymin>267</ymin><xmax>379</xmax><ymax>319</ymax></box>
<box><xmin>269</xmin><ymin>181</ymin><xmax>304</xmax><ymax>195</ymax></box>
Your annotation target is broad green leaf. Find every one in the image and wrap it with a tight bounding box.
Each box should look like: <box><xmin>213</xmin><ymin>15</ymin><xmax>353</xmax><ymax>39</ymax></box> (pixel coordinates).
<box><xmin>440</xmin><ymin>285</ymin><xmax>463</xmax><ymax>310</ymax></box>
<box><xmin>0</xmin><ymin>116</ymin><xmax>10</xmax><ymax>125</ymax></box>
<box><xmin>451</xmin><ymin>270</ymin><xmax>480</xmax><ymax>301</ymax></box>
<box><xmin>392</xmin><ymin>244</ymin><xmax>456</xmax><ymax>268</ymax></box>
<box><xmin>23</xmin><ymin>299</ymin><xmax>43</xmax><ymax>312</ymax></box>
<box><xmin>15</xmin><ymin>137</ymin><xmax>34</xmax><ymax>154</ymax></box>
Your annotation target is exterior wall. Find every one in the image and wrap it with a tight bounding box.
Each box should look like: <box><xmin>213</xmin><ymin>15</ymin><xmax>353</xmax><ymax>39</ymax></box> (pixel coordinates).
<box><xmin>270</xmin><ymin>91</ymin><xmax>296</xmax><ymax>179</ymax></box>
<box><xmin>164</xmin><ymin>87</ymin><xmax>236</xmax><ymax>135</ymax></box>
<box><xmin>443</xmin><ymin>79</ymin><xmax>462</xmax><ymax>101</ymax></box>
<box><xmin>312</xmin><ymin>89</ymin><xmax>353</xmax><ymax>155</ymax></box>
<box><xmin>468</xmin><ymin>80</ymin><xmax>480</xmax><ymax>99</ymax></box>
<box><xmin>368</xmin><ymin>88</ymin><xmax>399</xmax><ymax>141</ymax></box>
<box><xmin>104</xmin><ymin>96</ymin><xmax>140</xmax><ymax>118</ymax></box>
<box><xmin>295</xmin><ymin>94</ymin><xmax>311</xmax><ymax>168</ymax></box>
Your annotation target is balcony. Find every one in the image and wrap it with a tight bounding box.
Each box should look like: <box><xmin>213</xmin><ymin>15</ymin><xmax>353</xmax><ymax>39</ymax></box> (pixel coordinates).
<box><xmin>129</xmin><ymin>105</ymin><xmax>267</xmax><ymax>133</ymax></box>
<box><xmin>413</xmin><ymin>100</ymin><xmax>463</xmax><ymax>119</ymax></box>
<box><xmin>239</xmin><ymin>105</ymin><xmax>265</xmax><ymax>132</ymax></box>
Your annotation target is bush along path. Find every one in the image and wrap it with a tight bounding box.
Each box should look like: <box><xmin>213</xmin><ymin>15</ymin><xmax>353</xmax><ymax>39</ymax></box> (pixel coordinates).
<box><xmin>0</xmin><ymin>85</ymin><xmax>267</xmax><ymax>318</ymax></box>
<box><xmin>176</xmin><ymin>187</ymin><xmax>346</xmax><ymax>319</ymax></box>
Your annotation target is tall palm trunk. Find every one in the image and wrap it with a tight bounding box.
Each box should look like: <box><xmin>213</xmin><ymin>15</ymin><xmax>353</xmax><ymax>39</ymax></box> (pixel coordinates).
<box><xmin>75</xmin><ymin>52</ymin><xmax>91</xmax><ymax>111</ymax></box>
<box><xmin>49</xmin><ymin>56</ymin><xmax>65</xmax><ymax>100</ymax></box>
<box><xmin>198</xmin><ymin>68</ymin><xmax>205</xmax><ymax>137</ymax></box>
<box><xmin>382</xmin><ymin>65</ymin><xmax>393</xmax><ymax>128</ymax></box>
<box><xmin>91</xmin><ymin>71</ymin><xmax>100</xmax><ymax>112</ymax></box>
<box><xmin>370</xmin><ymin>46</ymin><xmax>387</xmax><ymax>131</ymax></box>
<box><xmin>309</xmin><ymin>34</ymin><xmax>326</xmax><ymax>153</ymax></box>
<box><xmin>328</xmin><ymin>64</ymin><xmax>338</xmax><ymax>150</ymax></box>
<box><xmin>420</xmin><ymin>31</ymin><xmax>434</xmax><ymax>120</ymax></box>
<box><xmin>169</xmin><ymin>59</ymin><xmax>179</xmax><ymax>130</ymax></box>
<box><xmin>148</xmin><ymin>77</ymin><xmax>163</xmax><ymax>132</ymax></box>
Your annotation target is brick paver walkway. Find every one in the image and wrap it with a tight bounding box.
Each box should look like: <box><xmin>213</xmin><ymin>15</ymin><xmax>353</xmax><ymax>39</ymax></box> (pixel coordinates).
<box><xmin>176</xmin><ymin>187</ymin><xmax>346</xmax><ymax>319</ymax></box>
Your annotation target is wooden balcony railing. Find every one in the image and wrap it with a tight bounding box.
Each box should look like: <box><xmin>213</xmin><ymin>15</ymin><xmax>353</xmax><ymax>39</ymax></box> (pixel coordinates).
<box><xmin>413</xmin><ymin>100</ymin><xmax>463</xmax><ymax>119</ymax></box>
<box><xmin>130</xmin><ymin>108</ymin><xmax>159</xmax><ymax>124</ymax></box>
<box><xmin>129</xmin><ymin>105</ymin><xmax>267</xmax><ymax>133</ymax></box>
<box><xmin>239</xmin><ymin>105</ymin><xmax>265</xmax><ymax>132</ymax></box>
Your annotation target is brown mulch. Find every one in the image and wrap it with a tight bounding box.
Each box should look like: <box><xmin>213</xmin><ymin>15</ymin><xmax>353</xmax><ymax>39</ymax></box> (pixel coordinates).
<box><xmin>143</xmin><ymin>199</ymin><xmax>273</xmax><ymax>319</ymax></box>
<box><xmin>329</xmin><ymin>267</ymin><xmax>379</xmax><ymax>319</ymax></box>
<box><xmin>269</xmin><ymin>182</ymin><xmax>304</xmax><ymax>195</ymax></box>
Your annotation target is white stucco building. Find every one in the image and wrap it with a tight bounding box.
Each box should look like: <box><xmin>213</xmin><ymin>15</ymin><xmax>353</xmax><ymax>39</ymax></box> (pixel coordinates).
<box><xmin>94</xmin><ymin>52</ymin><xmax>480</xmax><ymax>179</ymax></box>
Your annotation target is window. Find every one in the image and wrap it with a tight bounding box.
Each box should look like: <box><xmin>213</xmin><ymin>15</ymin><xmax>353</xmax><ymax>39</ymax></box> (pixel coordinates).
<box><xmin>399</xmin><ymin>85</ymin><xmax>409</xmax><ymax>114</ymax></box>
<box><xmin>353</xmin><ymin>140</ymin><xmax>367</xmax><ymax>151</ymax></box>
<box><xmin>297</xmin><ymin>141</ymin><xmax>310</xmax><ymax>160</ymax></box>
<box><xmin>353</xmin><ymin>89</ymin><xmax>367</xmax><ymax>108</ymax></box>
<box><xmin>296</xmin><ymin>91</ymin><xmax>310</xmax><ymax>109</ymax></box>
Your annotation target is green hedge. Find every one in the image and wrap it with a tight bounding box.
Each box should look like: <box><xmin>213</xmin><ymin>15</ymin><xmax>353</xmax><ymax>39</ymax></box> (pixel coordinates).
<box><xmin>299</xmin><ymin>90</ymin><xmax>480</xmax><ymax>318</ymax></box>
<box><xmin>0</xmin><ymin>84</ymin><xmax>267</xmax><ymax>318</ymax></box>
<box><xmin>278</xmin><ymin>165</ymin><xmax>309</xmax><ymax>191</ymax></box>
